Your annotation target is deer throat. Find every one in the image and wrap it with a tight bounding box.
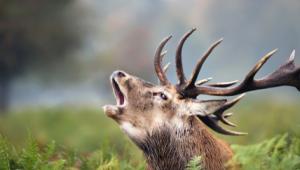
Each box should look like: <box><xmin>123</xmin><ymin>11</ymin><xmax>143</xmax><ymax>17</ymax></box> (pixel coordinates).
<box><xmin>133</xmin><ymin>119</ymin><xmax>234</xmax><ymax>170</ymax></box>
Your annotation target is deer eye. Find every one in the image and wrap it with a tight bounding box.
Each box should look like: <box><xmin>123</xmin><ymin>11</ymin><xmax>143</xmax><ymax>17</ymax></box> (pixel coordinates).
<box><xmin>153</xmin><ymin>92</ymin><xmax>168</xmax><ymax>100</ymax></box>
<box><xmin>159</xmin><ymin>92</ymin><xmax>168</xmax><ymax>100</ymax></box>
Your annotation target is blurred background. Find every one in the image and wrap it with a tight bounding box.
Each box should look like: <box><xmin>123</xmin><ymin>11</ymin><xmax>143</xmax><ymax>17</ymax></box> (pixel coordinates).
<box><xmin>0</xmin><ymin>0</ymin><xmax>299</xmax><ymax>167</ymax></box>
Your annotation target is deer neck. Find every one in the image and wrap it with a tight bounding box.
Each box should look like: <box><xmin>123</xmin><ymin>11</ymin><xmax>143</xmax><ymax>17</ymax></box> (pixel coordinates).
<box><xmin>133</xmin><ymin>117</ymin><xmax>233</xmax><ymax>170</ymax></box>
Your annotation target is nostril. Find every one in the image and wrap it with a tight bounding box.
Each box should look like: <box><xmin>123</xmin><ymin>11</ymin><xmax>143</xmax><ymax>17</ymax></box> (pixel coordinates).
<box><xmin>117</xmin><ymin>71</ymin><xmax>126</xmax><ymax>78</ymax></box>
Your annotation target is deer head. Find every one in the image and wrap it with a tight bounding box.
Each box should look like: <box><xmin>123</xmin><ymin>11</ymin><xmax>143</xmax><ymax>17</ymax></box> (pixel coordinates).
<box><xmin>103</xmin><ymin>28</ymin><xmax>300</xmax><ymax>169</ymax></box>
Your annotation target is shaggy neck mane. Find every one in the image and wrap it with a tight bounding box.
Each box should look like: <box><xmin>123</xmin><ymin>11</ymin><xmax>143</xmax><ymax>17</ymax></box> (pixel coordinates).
<box><xmin>133</xmin><ymin>118</ymin><xmax>233</xmax><ymax>170</ymax></box>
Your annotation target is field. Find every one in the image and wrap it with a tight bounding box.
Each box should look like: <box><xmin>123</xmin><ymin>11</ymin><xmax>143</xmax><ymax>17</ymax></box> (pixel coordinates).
<box><xmin>0</xmin><ymin>98</ymin><xmax>299</xmax><ymax>169</ymax></box>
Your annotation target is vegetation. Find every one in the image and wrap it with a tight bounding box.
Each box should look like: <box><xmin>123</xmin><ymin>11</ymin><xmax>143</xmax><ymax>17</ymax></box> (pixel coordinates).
<box><xmin>186</xmin><ymin>156</ymin><xmax>203</xmax><ymax>170</ymax></box>
<box><xmin>0</xmin><ymin>134</ymin><xmax>144</xmax><ymax>170</ymax></box>
<box><xmin>231</xmin><ymin>133</ymin><xmax>300</xmax><ymax>170</ymax></box>
<box><xmin>0</xmin><ymin>99</ymin><xmax>299</xmax><ymax>169</ymax></box>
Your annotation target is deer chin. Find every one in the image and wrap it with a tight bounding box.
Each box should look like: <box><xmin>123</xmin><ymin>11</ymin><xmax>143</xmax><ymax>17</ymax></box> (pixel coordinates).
<box><xmin>111</xmin><ymin>77</ymin><xmax>127</xmax><ymax>107</ymax></box>
<box><xmin>102</xmin><ymin>104</ymin><xmax>120</xmax><ymax>118</ymax></box>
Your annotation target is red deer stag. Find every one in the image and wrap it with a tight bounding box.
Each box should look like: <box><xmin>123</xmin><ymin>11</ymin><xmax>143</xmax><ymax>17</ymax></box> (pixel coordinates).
<box><xmin>103</xmin><ymin>28</ymin><xmax>300</xmax><ymax>170</ymax></box>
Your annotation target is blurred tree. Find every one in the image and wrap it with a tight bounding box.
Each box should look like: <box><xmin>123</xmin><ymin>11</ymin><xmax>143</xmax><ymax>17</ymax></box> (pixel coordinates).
<box><xmin>0</xmin><ymin>0</ymin><xmax>81</xmax><ymax>112</ymax></box>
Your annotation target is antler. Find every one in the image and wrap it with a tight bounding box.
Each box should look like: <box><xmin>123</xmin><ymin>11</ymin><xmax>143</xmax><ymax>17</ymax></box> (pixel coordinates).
<box><xmin>154</xmin><ymin>36</ymin><xmax>172</xmax><ymax>85</ymax></box>
<box><xmin>176</xmin><ymin>28</ymin><xmax>196</xmax><ymax>86</ymax></box>
<box><xmin>174</xmin><ymin>28</ymin><xmax>224</xmax><ymax>98</ymax></box>
<box><xmin>184</xmin><ymin>38</ymin><xmax>223</xmax><ymax>91</ymax></box>
<box><xmin>153</xmin><ymin>29</ymin><xmax>300</xmax><ymax>135</ymax></box>
<box><xmin>174</xmin><ymin>30</ymin><xmax>300</xmax><ymax>97</ymax></box>
<box><xmin>184</xmin><ymin>49</ymin><xmax>300</xmax><ymax>97</ymax></box>
<box><xmin>199</xmin><ymin>94</ymin><xmax>248</xmax><ymax>136</ymax></box>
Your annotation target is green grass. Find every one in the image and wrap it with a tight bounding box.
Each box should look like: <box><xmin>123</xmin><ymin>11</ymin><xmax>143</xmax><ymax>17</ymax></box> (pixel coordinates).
<box><xmin>231</xmin><ymin>133</ymin><xmax>300</xmax><ymax>170</ymax></box>
<box><xmin>0</xmin><ymin>99</ymin><xmax>299</xmax><ymax>169</ymax></box>
<box><xmin>0</xmin><ymin>134</ymin><xmax>144</xmax><ymax>170</ymax></box>
<box><xmin>0</xmin><ymin>108</ymin><xmax>145</xmax><ymax>169</ymax></box>
<box><xmin>186</xmin><ymin>156</ymin><xmax>203</xmax><ymax>170</ymax></box>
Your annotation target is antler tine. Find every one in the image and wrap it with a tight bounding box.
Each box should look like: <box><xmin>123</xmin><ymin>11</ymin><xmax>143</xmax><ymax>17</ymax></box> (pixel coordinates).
<box><xmin>209</xmin><ymin>112</ymin><xmax>234</xmax><ymax>121</ymax></box>
<box><xmin>286</xmin><ymin>50</ymin><xmax>300</xmax><ymax>90</ymax></box>
<box><xmin>243</xmin><ymin>49</ymin><xmax>278</xmax><ymax>83</ymax></box>
<box><xmin>161</xmin><ymin>50</ymin><xmax>167</xmax><ymax>58</ymax></box>
<box><xmin>207</xmin><ymin>80</ymin><xmax>239</xmax><ymax>88</ymax></box>
<box><xmin>208</xmin><ymin>113</ymin><xmax>236</xmax><ymax>127</ymax></box>
<box><xmin>196</xmin><ymin>77</ymin><xmax>213</xmax><ymax>86</ymax></box>
<box><xmin>223</xmin><ymin>112</ymin><xmax>233</xmax><ymax>118</ymax></box>
<box><xmin>221</xmin><ymin>112</ymin><xmax>237</xmax><ymax>127</ymax></box>
<box><xmin>220</xmin><ymin>116</ymin><xmax>237</xmax><ymax>127</ymax></box>
<box><xmin>218</xmin><ymin>94</ymin><xmax>245</xmax><ymax>111</ymax></box>
<box><xmin>185</xmin><ymin>38</ymin><xmax>223</xmax><ymax>90</ymax></box>
<box><xmin>289</xmin><ymin>49</ymin><xmax>295</xmax><ymax>62</ymax></box>
<box><xmin>213</xmin><ymin>94</ymin><xmax>245</xmax><ymax>127</ymax></box>
<box><xmin>163</xmin><ymin>62</ymin><xmax>171</xmax><ymax>73</ymax></box>
<box><xmin>160</xmin><ymin>50</ymin><xmax>170</xmax><ymax>73</ymax></box>
<box><xmin>176</xmin><ymin>28</ymin><xmax>196</xmax><ymax>85</ymax></box>
<box><xmin>199</xmin><ymin>116</ymin><xmax>247</xmax><ymax>136</ymax></box>
<box><xmin>154</xmin><ymin>36</ymin><xmax>172</xmax><ymax>85</ymax></box>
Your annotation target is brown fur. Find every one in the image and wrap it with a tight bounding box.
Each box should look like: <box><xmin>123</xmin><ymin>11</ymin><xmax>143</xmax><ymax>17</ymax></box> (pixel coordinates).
<box><xmin>103</xmin><ymin>71</ymin><xmax>236</xmax><ymax>170</ymax></box>
<box><xmin>132</xmin><ymin>117</ymin><xmax>233</xmax><ymax>170</ymax></box>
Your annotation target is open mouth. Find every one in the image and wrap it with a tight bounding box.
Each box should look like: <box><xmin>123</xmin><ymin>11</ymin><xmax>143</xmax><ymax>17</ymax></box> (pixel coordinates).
<box><xmin>111</xmin><ymin>78</ymin><xmax>125</xmax><ymax>106</ymax></box>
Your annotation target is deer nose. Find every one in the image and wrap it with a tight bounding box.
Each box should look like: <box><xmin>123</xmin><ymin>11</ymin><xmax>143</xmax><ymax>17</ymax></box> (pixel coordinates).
<box><xmin>113</xmin><ymin>70</ymin><xmax>126</xmax><ymax>78</ymax></box>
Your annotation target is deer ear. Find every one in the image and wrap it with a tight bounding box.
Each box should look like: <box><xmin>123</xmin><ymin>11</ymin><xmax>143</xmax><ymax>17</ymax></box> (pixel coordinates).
<box><xmin>187</xmin><ymin>99</ymin><xmax>227</xmax><ymax>117</ymax></box>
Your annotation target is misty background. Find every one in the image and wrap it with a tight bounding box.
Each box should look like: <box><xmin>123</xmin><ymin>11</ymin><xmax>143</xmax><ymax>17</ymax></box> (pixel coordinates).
<box><xmin>1</xmin><ymin>0</ymin><xmax>300</xmax><ymax>112</ymax></box>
